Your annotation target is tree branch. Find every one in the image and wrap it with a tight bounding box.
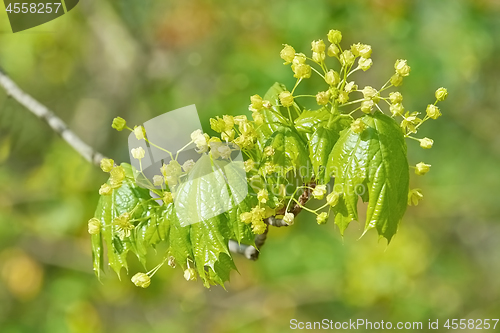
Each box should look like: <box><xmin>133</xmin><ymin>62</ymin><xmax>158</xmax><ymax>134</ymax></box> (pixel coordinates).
<box><xmin>0</xmin><ymin>68</ymin><xmax>108</xmax><ymax>167</ymax></box>
<box><xmin>0</xmin><ymin>68</ymin><xmax>320</xmax><ymax>262</ymax></box>
<box><xmin>231</xmin><ymin>181</ymin><xmax>317</xmax><ymax>260</ymax></box>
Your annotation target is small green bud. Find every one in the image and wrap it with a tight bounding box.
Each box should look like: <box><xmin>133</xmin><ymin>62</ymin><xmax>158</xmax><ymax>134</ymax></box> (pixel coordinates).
<box><xmin>426</xmin><ymin>104</ymin><xmax>441</xmax><ymax>119</ymax></box>
<box><xmin>389</xmin><ymin>92</ymin><xmax>403</xmax><ymax>104</ymax></box>
<box><xmin>316</xmin><ymin>91</ymin><xmax>330</xmax><ymax>105</ymax></box>
<box><xmin>111</xmin><ymin>117</ymin><xmax>126</xmax><ymax>131</ymax></box>
<box><xmin>312</xmin><ymin>185</ymin><xmax>327</xmax><ymax>200</ymax></box>
<box><xmin>131</xmin><ymin>273</ymin><xmax>151</xmax><ymax>288</ymax></box>
<box><xmin>280</xmin><ymin>44</ymin><xmax>295</xmax><ymax>65</ymax></box>
<box><xmin>311</xmin><ymin>39</ymin><xmax>326</xmax><ymax>53</ymax></box>
<box><xmin>435</xmin><ymin>87</ymin><xmax>448</xmax><ymax>101</ymax></box>
<box><xmin>408</xmin><ymin>188</ymin><xmax>424</xmax><ymax>206</ymax></box>
<box><xmin>184</xmin><ymin>268</ymin><xmax>197</xmax><ymax>281</ymax></box>
<box><xmin>99</xmin><ymin>183</ymin><xmax>112</xmax><ymax>195</ymax></box>
<box><xmin>316</xmin><ymin>212</ymin><xmax>328</xmax><ymax>224</ymax></box>
<box><xmin>351</xmin><ymin>118</ymin><xmax>366</xmax><ymax>134</ymax></box>
<box><xmin>293</xmin><ymin>63</ymin><xmax>312</xmax><ymax>79</ymax></box>
<box><xmin>395</xmin><ymin>59</ymin><xmax>411</xmax><ymax>77</ymax></box>
<box><xmin>249</xmin><ymin>94</ymin><xmax>264</xmax><ymax>111</ymax></box>
<box><xmin>326</xmin><ymin>192</ymin><xmax>340</xmax><ymax>207</ymax></box>
<box><xmin>419</xmin><ymin>137</ymin><xmax>434</xmax><ymax>149</ymax></box>
<box><xmin>133</xmin><ymin>126</ymin><xmax>146</xmax><ymax>140</ymax></box>
<box><xmin>327</xmin><ymin>29</ymin><xmax>342</xmax><ymax>44</ymax></box>
<box><xmin>283</xmin><ymin>212</ymin><xmax>294</xmax><ymax>225</ymax></box>
<box><xmin>279</xmin><ymin>91</ymin><xmax>294</xmax><ymax>107</ymax></box>
<box><xmin>312</xmin><ymin>51</ymin><xmax>326</xmax><ymax>63</ymax></box>
<box><xmin>390</xmin><ymin>103</ymin><xmax>404</xmax><ymax>117</ymax></box>
<box><xmin>100</xmin><ymin>158</ymin><xmax>114</xmax><ymax>173</ymax></box>
<box><xmin>340</xmin><ymin>50</ymin><xmax>355</xmax><ymax>67</ymax></box>
<box><xmin>415</xmin><ymin>162</ymin><xmax>431</xmax><ymax>176</ymax></box>
<box><xmin>131</xmin><ymin>147</ymin><xmax>145</xmax><ymax>160</ymax></box>
<box><xmin>361</xmin><ymin>100</ymin><xmax>374</xmax><ymax>114</ymax></box>
<box><xmin>257</xmin><ymin>189</ymin><xmax>268</xmax><ymax>203</ymax></box>
<box><xmin>327</xmin><ymin>44</ymin><xmax>340</xmax><ymax>57</ymax></box>
<box><xmin>361</xmin><ymin>86</ymin><xmax>380</xmax><ymax>102</ymax></box>
<box><xmin>163</xmin><ymin>192</ymin><xmax>174</xmax><ymax>205</ymax></box>
<box><xmin>390</xmin><ymin>73</ymin><xmax>403</xmax><ymax>87</ymax></box>
<box><xmin>88</xmin><ymin>218</ymin><xmax>101</xmax><ymax>235</ymax></box>
<box><xmin>153</xmin><ymin>175</ymin><xmax>164</xmax><ymax>186</ymax></box>
<box><xmin>338</xmin><ymin>91</ymin><xmax>349</xmax><ymax>104</ymax></box>
<box><xmin>358</xmin><ymin>57</ymin><xmax>372</xmax><ymax>71</ymax></box>
<box><xmin>240</xmin><ymin>212</ymin><xmax>253</xmax><ymax>224</ymax></box>
<box><xmin>325</xmin><ymin>70</ymin><xmax>340</xmax><ymax>86</ymax></box>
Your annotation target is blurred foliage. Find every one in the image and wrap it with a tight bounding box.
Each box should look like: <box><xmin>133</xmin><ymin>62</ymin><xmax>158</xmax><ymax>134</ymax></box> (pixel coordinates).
<box><xmin>0</xmin><ymin>0</ymin><xmax>500</xmax><ymax>332</ymax></box>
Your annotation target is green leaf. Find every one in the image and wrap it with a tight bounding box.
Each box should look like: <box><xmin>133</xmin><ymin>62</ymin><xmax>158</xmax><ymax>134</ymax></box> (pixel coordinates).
<box><xmin>308</xmin><ymin>126</ymin><xmax>338</xmax><ymax>184</ymax></box>
<box><xmin>264</xmin><ymin>126</ymin><xmax>311</xmax><ymax>180</ymax></box>
<box><xmin>294</xmin><ymin>107</ymin><xmax>331</xmax><ymax>133</ymax></box>
<box><xmin>91</xmin><ymin>233</ymin><xmax>103</xmax><ymax>280</ymax></box>
<box><xmin>327</xmin><ymin>111</ymin><xmax>409</xmax><ymax>241</ymax></box>
<box><xmin>254</xmin><ymin>82</ymin><xmax>293</xmax><ymax>149</ymax></box>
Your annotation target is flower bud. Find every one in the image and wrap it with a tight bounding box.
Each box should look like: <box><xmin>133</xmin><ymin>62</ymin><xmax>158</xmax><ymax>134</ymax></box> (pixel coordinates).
<box><xmin>408</xmin><ymin>188</ymin><xmax>424</xmax><ymax>206</ymax></box>
<box><xmin>133</xmin><ymin>126</ymin><xmax>146</xmax><ymax>140</ymax></box>
<box><xmin>264</xmin><ymin>146</ymin><xmax>275</xmax><ymax>156</ymax></box>
<box><xmin>182</xmin><ymin>159</ymin><xmax>196</xmax><ymax>173</ymax></box>
<box><xmin>240</xmin><ymin>212</ymin><xmax>253</xmax><ymax>224</ymax></box>
<box><xmin>217</xmin><ymin>145</ymin><xmax>232</xmax><ymax>159</ymax></box>
<box><xmin>435</xmin><ymin>87</ymin><xmax>448</xmax><ymax>101</ymax></box>
<box><xmin>293</xmin><ymin>63</ymin><xmax>312</xmax><ymax>79</ymax></box>
<box><xmin>250</xmin><ymin>94</ymin><xmax>264</xmax><ymax>111</ymax></box>
<box><xmin>390</xmin><ymin>103</ymin><xmax>404</xmax><ymax>117</ymax></box>
<box><xmin>131</xmin><ymin>272</ymin><xmax>151</xmax><ymax>288</ymax></box>
<box><xmin>390</xmin><ymin>73</ymin><xmax>403</xmax><ymax>87</ymax></box>
<box><xmin>311</xmin><ymin>39</ymin><xmax>326</xmax><ymax>53</ymax></box>
<box><xmin>419</xmin><ymin>137</ymin><xmax>433</xmax><ymax>149</ymax></box>
<box><xmin>361</xmin><ymin>100</ymin><xmax>374</xmax><ymax>114</ymax></box>
<box><xmin>131</xmin><ymin>147</ymin><xmax>145</xmax><ymax>160</ymax></box>
<box><xmin>327</xmin><ymin>29</ymin><xmax>342</xmax><ymax>44</ymax></box>
<box><xmin>244</xmin><ymin>159</ymin><xmax>255</xmax><ymax>173</ymax></box>
<box><xmin>362</xmin><ymin>86</ymin><xmax>380</xmax><ymax>102</ymax></box>
<box><xmin>279</xmin><ymin>91</ymin><xmax>294</xmax><ymax>107</ymax></box>
<box><xmin>100</xmin><ymin>158</ymin><xmax>114</xmax><ymax>173</ymax></box>
<box><xmin>88</xmin><ymin>218</ymin><xmax>101</xmax><ymax>235</ymax></box>
<box><xmin>312</xmin><ymin>51</ymin><xmax>326</xmax><ymax>63</ymax></box>
<box><xmin>344</xmin><ymin>81</ymin><xmax>357</xmax><ymax>93</ymax></box>
<box><xmin>395</xmin><ymin>59</ymin><xmax>411</xmax><ymax>77</ymax></box>
<box><xmin>111</xmin><ymin>117</ymin><xmax>126</xmax><ymax>131</ymax></box>
<box><xmin>252</xmin><ymin>112</ymin><xmax>264</xmax><ymax>125</ymax></box>
<box><xmin>312</xmin><ymin>185</ymin><xmax>327</xmax><ymax>200</ymax></box>
<box><xmin>153</xmin><ymin>175</ymin><xmax>164</xmax><ymax>186</ymax></box>
<box><xmin>358</xmin><ymin>57</ymin><xmax>372</xmax><ymax>71</ymax></box>
<box><xmin>389</xmin><ymin>92</ymin><xmax>403</xmax><ymax>104</ymax></box>
<box><xmin>292</xmin><ymin>53</ymin><xmax>307</xmax><ymax>66</ymax></box>
<box><xmin>316</xmin><ymin>212</ymin><xmax>328</xmax><ymax>224</ymax></box>
<box><xmin>99</xmin><ymin>183</ymin><xmax>112</xmax><ymax>195</ymax></box>
<box><xmin>210</xmin><ymin>117</ymin><xmax>225</xmax><ymax>133</ymax></box>
<box><xmin>325</xmin><ymin>70</ymin><xmax>340</xmax><ymax>86</ymax></box>
<box><xmin>257</xmin><ymin>189</ymin><xmax>268</xmax><ymax>203</ymax></box>
<box><xmin>280</xmin><ymin>44</ymin><xmax>295</xmax><ymax>64</ymax></box>
<box><xmin>338</xmin><ymin>91</ymin><xmax>349</xmax><ymax>104</ymax></box>
<box><xmin>283</xmin><ymin>212</ymin><xmax>295</xmax><ymax>225</ymax></box>
<box><xmin>316</xmin><ymin>91</ymin><xmax>330</xmax><ymax>105</ymax></box>
<box><xmin>163</xmin><ymin>192</ymin><xmax>174</xmax><ymax>205</ymax></box>
<box><xmin>415</xmin><ymin>162</ymin><xmax>431</xmax><ymax>175</ymax></box>
<box><xmin>221</xmin><ymin>129</ymin><xmax>235</xmax><ymax>142</ymax></box>
<box><xmin>184</xmin><ymin>268</ymin><xmax>197</xmax><ymax>281</ymax></box>
<box><xmin>426</xmin><ymin>104</ymin><xmax>441</xmax><ymax>119</ymax></box>
<box><xmin>359</xmin><ymin>44</ymin><xmax>372</xmax><ymax>58</ymax></box>
<box><xmin>351</xmin><ymin>118</ymin><xmax>366</xmax><ymax>134</ymax></box>
<box><xmin>340</xmin><ymin>50</ymin><xmax>355</xmax><ymax>67</ymax></box>
<box><xmin>327</xmin><ymin>44</ymin><xmax>340</xmax><ymax>57</ymax></box>
<box><xmin>326</xmin><ymin>192</ymin><xmax>340</xmax><ymax>207</ymax></box>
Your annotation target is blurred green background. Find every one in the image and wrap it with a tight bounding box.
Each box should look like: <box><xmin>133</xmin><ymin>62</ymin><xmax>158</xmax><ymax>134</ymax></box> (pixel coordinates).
<box><xmin>0</xmin><ymin>0</ymin><xmax>499</xmax><ymax>332</ymax></box>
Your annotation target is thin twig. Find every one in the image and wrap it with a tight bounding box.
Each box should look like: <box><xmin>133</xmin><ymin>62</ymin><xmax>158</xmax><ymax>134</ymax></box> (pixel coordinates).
<box><xmin>0</xmin><ymin>67</ymin><xmax>108</xmax><ymax>167</ymax></box>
